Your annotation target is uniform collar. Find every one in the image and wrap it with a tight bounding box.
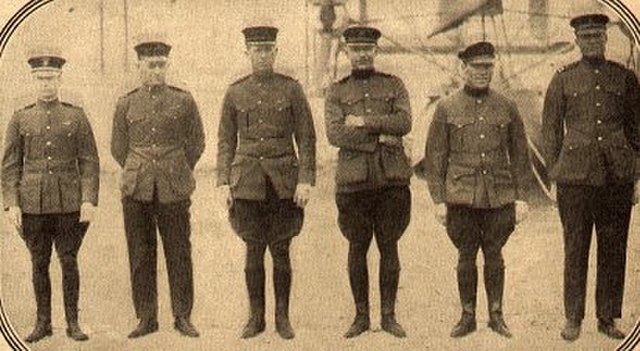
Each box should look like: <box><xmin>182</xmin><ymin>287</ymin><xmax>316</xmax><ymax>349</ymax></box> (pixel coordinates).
<box><xmin>351</xmin><ymin>68</ymin><xmax>375</xmax><ymax>80</ymax></box>
<box><xmin>144</xmin><ymin>83</ymin><xmax>167</xmax><ymax>95</ymax></box>
<box><xmin>581</xmin><ymin>56</ymin><xmax>606</xmax><ymax>67</ymax></box>
<box><xmin>36</xmin><ymin>97</ymin><xmax>60</xmax><ymax>108</ymax></box>
<box><xmin>251</xmin><ymin>71</ymin><xmax>276</xmax><ymax>83</ymax></box>
<box><xmin>463</xmin><ymin>85</ymin><xmax>489</xmax><ymax>97</ymax></box>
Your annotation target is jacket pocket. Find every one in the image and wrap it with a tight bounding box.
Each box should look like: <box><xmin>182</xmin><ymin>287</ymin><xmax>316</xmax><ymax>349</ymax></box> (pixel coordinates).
<box><xmin>120</xmin><ymin>158</ymin><xmax>142</xmax><ymax>197</ymax></box>
<box><xmin>381</xmin><ymin>145</ymin><xmax>412</xmax><ymax>181</ymax></box>
<box><xmin>335</xmin><ymin>150</ymin><xmax>368</xmax><ymax>185</ymax></box>
<box><xmin>59</xmin><ymin>176</ymin><xmax>81</xmax><ymax>211</ymax></box>
<box><xmin>445</xmin><ymin>164</ymin><xmax>476</xmax><ymax>204</ymax></box>
<box><xmin>606</xmin><ymin>133</ymin><xmax>635</xmax><ymax>180</ymax></box>
<box><xmin>278</xmin><ymin>156</ymin><xmax>299</xmax><ymax>195</ymax></box>
<box><xmin>18</xmin><ymin>176</ymin><xmax>41</xmax><ymax>213</ymax></box>
<box><xmin>549</xmin><ymin>141</ymin><xmax>591</xmax><ymax>181</ymax></box>
<box><xmin>167</xmin><ymin>160</ymin><xmax>196</xmax><ymax>197</ymax></box>
<box><xmin>493</xmin><ymin>168</ymin><xmax>516</xmax><ymax>204</ymax></box>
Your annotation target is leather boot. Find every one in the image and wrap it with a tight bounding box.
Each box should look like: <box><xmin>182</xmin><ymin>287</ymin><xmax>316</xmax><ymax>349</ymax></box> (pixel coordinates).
<box><xmin>380</xmin><ymin>267</ymin><xmax>406</xmax><ymax>338</ymax></box>
<box><xmin>344</xmin><ymin>259</ymin><xmax>370</xmax><ymax>338</ymax></box>
<box><xmin>597</xmin><ymin>318</ymin><xmax>625</xmax><ymax>340</ymax></box>
<box><xmin>128</xmin><ymin>318</ymin><xmax>159</xmax><ymax>339</ymax></box>
<box><xmin>485</xmin><ymin>266</ymin><xmax>511</xmax><ymax>338</ymax></box>
<box><xmin>450</xmin><ymin>265</ymin><xmax>477</xmax><ymax>338</ymax></box>
<box><xmin>66</xmin><ymin>320</ymin><xmax>89</xmax><ymax>341</ymax></box>
<box><xmin>241</xmin><ymin>267</ymin><xmax>266</xmax><ymax>339</ymax></box>
<box><xmin>174</xmin><ymin>316</ymin><xmax>199</xmax><ymax>337</ymax></box>
<box><xmin>560</xmin><ymin>319</ymin><xmax>581</xmax><ymax>341</ymax></box>
<box><xmin>274</xmin><ymin>267</ymin><xmax>295</xmax><ymax>340</ymax></box>
<box><xmin>24</xmin><ymin>320</ymin><xmax>52</xmax><ymax>343</ymax></box>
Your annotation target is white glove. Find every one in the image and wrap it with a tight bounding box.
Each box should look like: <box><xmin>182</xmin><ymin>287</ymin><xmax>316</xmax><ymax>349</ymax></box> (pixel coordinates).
<box><xmin>79</xmin><ymin>202</ymin><xmax>97</xmax><ymax>223</ymax></box>
<box><xmin>515</xmin><ymin>200</ymin><xmax>529</xmax><ymax>225</ymax></box>
<box><xmin>433</xmin><ymin>203</ymin><xmax>447</xmax><ymax>226</ymax></box>
<box><xmin>294</xmin><ymin>183</ymin><xmax>312</xmax><ymax>208</ymax></box>
<box><xmin>219</xmin><ymin>185</ymin><xmax>233</xmax><ymax>209</ymax></box>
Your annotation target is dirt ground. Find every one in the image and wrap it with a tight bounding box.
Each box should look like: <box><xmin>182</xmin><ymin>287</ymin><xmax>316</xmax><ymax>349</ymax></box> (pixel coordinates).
<box><xmin>1</xmin><ymin>150</ymin><xmax>639</xmax><ymax>351</ymax></box>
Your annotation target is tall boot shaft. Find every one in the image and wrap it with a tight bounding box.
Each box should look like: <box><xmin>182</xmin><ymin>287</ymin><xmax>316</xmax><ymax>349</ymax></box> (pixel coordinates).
<box><xmin>484</xmin><ymin>266</ymin><xmax>505</xmax><ymax>315</ymax></box>
<box><xmin>274</xmin><ymin>266</ymin><xmax>294</xmax><ymax>339</ymax></box>
<box><xmin>245</xmin><ymin>267</ymin><xmax>266</xmax><ymax>315</ymax></box>
<box><xmin>241</xmin><ymin>267</ymin><xmax>266</xmax><ymax>339</ymax></box>
<box><xmin>348</xmin><ymin>258</ymin><xmax>370</xmax><ymax>315</ymax></box>
<box><xmin>61</xmin><ymin>261</ymin><xmax>80</xmax><ymax>324</ymax></box>
<box><xmin>457</xmin><ymin>265</ymin><xmax>478</xmax><ymax>315</ymax></box>
<box><xmin>33</xmin><ymin>269</ymin><xmax>52</xmax><ymax>323</ymax></box>
<box><xmin>274</xmin><ymin>267</ymin><xmax>292</xmax><ymax>317</ymax></box>
<box><xmin>379</xmin><ymin>267</ymin><xmax>400</xmax><ymax>318</ymax></box>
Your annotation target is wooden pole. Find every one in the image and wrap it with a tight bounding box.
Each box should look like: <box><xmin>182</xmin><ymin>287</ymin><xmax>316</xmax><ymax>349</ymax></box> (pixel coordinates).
<box><xmin>99</xmin><ymin>0</ymin><xmax>105</xmax><ymax>74</ymax></box>
<box><xmin>123</xmin><ymin>0</ymin><xmax>129</xmax><ymax>72</ymax></box>
<box><xmin>359</xmin><ymin>0</ymin><xmax>367</xmax><ymax>23</ymax></box>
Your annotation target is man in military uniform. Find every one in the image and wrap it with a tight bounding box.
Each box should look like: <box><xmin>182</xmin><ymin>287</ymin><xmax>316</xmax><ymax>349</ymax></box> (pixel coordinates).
<box><xmin>111</xmin><ymin>34</ymin><xmax>205</xmax><ymax>338</ymax></box>
<box><xmin>2</xmin><ymin>47</ymin><xmax>99</xmax><ymax>343</ymax></box>
<box><xmin>423</xmin><ymin>42</ymin><xmax>530</xmax><ymax>338</ymax></box>
<box><xmin>217</xmin><ymin>25</ymin><xmax>316</xmax><ymax>340</ymax></box>
<box><xmin>542</xmin><ymin>14</ymin><xmax>640</xmax><ymax>341</ymax></box>
<box><xmin>325</xmin><ymin>26</ymin><xmax>412</xmax><ymax>339</ymax></box>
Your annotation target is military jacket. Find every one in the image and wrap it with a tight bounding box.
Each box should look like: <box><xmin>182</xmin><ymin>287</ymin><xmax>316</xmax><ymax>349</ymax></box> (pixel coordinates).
<box><xmin>216</xmin><ymin>73</ymin><xmax>316</xmax><ymax>200</ymax></box>
<box><xmin>2</xmin><ymin>99</ymin><xmax>99</xmax><ymax>214</ymax></box>
<box><xmin>423</xmin><ymin>88</ymin><xmax>529</xmax><ymax>208</ymax></box>
<box><xmin>325</xmin><ymin>71</ymin><xmax>413</xmax><ymax>193</ymax></box>
<box><xmin>111</xmin><ymin>84</ymin><xmax>205</xmax><ymax>203</ymax></box>
<box><xmin>542</xmin><ymin>59</ymin><xmax>640</xmax><ymax>185</ymax></box>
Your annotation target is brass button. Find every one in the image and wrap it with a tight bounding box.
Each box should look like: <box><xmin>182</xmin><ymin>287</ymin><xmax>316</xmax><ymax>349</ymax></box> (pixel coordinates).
<box><xmin>597</xmin><ymin>120</ymin><xmax>602</xmax><ymax>124</ymax></box>
<box><xmin>257</xmin><ymin>100</ymin><xmax>262</xmax><ymax>105</ymax></box>
<box><xmin>595</xmin><ymin>69</ymin><xmax>600</xmax><ymax>74</ymax></box>
<box><xmin>260</xmin><ymin>137</ymin><xmax>264</xmax><ymax>141</ymax></box>
<box><xmin>364</xmin><ymin>93</ymin><xmax>369</xmax><ymax>98</ymax></box>
<box><xmin>478</xmin><ymin>116</ymin><xmax>485</xmax><ymax>121</ymax></box>
<box><xmin>259</xmin><ymin>156</ymin><xmax>264</xmax><ymax>160</ymax></box>
<box><xmin>151</xmin><ymin>127</ymin><xmax>156</xmax><ymax>132</ymax></box>
<box><xmin>482</xmin><ymin>170</ymin><xmax>488</xmax><ymax>175</ymax></box>
<box><xmin>481</xmin><ymin>153</ymin><xmax>486</xmax><ymax>158</ymax></box>
<box><xmin>477</xmin><ymin>99</ymin><xmax>483</xmax><ymax>104</ymax></box>
<box><xmin>479</xmin><ymin>134</ymin><xmax>485</xmax><ymax>139</ymax></box>
<box><xmin>597</xmin><ymin>136</ymin><xmax>603</xmax><ymax>141</ymax></box>
<box><xmin>46</xmin><ymin>141</ymin><xmax>52</xmax><ymax>146</ymax></box>
<box><xmin>595</xmin><ymin>85</ymin><xmax>601</xmax><ymax>90</ymax></box>
<box><xmin>46</xmin><ymin>126</ymin><xmax>51</xmax><ymax>130</ymax></box>
<box><xmin>47</xmin><ymin>156</ymin><xmax>52</xmax><ymax>160</ymax></box>
<box><xmin>596</xmin><ymin>102</ymin><xmax>601</xmax><ymax>107</ymax></box>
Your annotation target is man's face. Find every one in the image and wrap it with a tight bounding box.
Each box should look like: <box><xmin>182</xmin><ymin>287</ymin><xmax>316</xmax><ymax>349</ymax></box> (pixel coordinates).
<box><xmin>345</xmin><ymin>44</ymin><xmax>377</xmax><ymax>70</ymax></box>
<box><xmin>138</xmin><ymin>56</ymin><xmax>169</xmax><ymax>85</ymax></box>
<box><xmin>245</xmin><ymin>44</ymin><xmax>277</xmax><ymax>73</ymax></box>
<box><xmin>462</xmin><ymin>56</ymin><xmax>495</xmax><ymax>89</ymax></box>
<box><xmin>575</xmin><ymin>28</ymin><xmax>607</xmax><ymax>58</ymax></box>
<box><xmin>32</xmin><ymin>71</ymin><xmax>61</xmax><ymax>100</ymax></box>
